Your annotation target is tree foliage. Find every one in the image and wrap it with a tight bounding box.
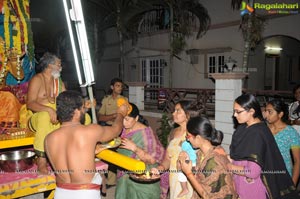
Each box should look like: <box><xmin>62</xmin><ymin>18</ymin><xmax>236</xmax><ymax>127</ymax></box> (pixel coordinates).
<box><xmin>85</xmin><ymin>0</ymin><xmax>211</xmax><ymax>78</ymax></box>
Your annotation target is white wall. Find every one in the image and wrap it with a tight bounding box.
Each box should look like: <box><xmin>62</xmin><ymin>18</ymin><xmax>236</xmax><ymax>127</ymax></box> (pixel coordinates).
<box><xmin>98</xmin><ymin>0</ymin><xmax>300</xmax><ymax>91</ymax></box>
<box><xmin>263</xmin><ymin>14</ymin><xmax>300</xmax><ymax>41</ymax></box>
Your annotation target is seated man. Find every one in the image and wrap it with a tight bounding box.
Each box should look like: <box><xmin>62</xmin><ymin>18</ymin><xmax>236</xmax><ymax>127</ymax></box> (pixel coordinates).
<box><xmin>26</xmin><ymin>52</ymin><xmax>66</xmax><ymax>174</ymax></box>
<box><xmin>44</xmin><ymin>90</ymin><xmax>128</xmax><ymax>199</ymax></box>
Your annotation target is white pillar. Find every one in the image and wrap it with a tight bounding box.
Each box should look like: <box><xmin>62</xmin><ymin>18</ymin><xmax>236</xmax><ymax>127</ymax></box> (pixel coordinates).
<box><xmin>210</xmin><ymin>73</ymin><xmax>248</xmax><ymax>152</ymax></box>
<box><xmin>126</xmin><ymin>82</ymin><xmax>147</xmax><ymax>110</ymax></box>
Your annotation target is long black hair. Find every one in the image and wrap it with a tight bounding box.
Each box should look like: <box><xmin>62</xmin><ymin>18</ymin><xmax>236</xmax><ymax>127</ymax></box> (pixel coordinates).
<box><xmin>127</xmin><ymin>102</ymin><xmax>149</xmax><ymax>126</ymax></box>
<box><xmin>187</xmin><ymin>116</ymin><xmax>223</xmax><ymax>146</ymax></box>
<box><xmin>235</xmin><ymin>94</ymin><xmax>264</xmax><ymax>121</ymax></box>
<box><xmin>266</xmin><ymin>99</ymin><xmax>289</xmax><ymax>123</ymax></box>
<box><xmin>173</xmin><ymin>100</ymin><xmax>201</xmax><ymax>128</ymax></box>
<box><xmin>175</xmin><ymin>100</ymin><xmax>201</xmax><ymax>118</ymax></box>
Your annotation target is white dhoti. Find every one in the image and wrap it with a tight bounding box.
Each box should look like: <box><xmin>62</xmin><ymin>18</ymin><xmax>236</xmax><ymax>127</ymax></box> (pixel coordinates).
<box><xmin>54</xmin><ymin>173</ymin><xmax>102</xmax><ymax>199</ymax></box>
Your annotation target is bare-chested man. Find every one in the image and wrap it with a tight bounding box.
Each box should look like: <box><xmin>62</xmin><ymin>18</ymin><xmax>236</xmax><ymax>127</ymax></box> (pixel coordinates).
<box><xmin>44</xmin><ymin>90</ymin><xmax>128</xmax><ymax>199</ymax></box>
<box><xmin>27</xmin><ymin>52</ymin><xmax>66</xmax><ymax>174</ymax></box>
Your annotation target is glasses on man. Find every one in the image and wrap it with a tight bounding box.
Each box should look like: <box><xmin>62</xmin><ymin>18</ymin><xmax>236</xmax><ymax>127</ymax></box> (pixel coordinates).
<box><xmin>233</xmin><ymin>109</ymin><xmax>247</xmax><ymax>114</ymax></box>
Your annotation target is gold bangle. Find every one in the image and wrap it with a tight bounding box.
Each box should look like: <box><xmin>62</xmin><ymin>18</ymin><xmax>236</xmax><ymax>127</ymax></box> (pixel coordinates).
<box><xmin>186</xmin><ymin>172</ymin><xmax>194</xmax><ymax>176</ymax></box>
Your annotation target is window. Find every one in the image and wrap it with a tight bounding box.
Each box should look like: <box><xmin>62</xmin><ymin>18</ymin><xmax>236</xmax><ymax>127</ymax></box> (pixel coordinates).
<box><xmin>141</xmin><ymin>58</ymin><xmax>165</xmax><ymax>100</ymax></box>
<box><xmin>208</xmin><ymin>54</ymin><xmax>225</xmax><ymax>74</ymax></box>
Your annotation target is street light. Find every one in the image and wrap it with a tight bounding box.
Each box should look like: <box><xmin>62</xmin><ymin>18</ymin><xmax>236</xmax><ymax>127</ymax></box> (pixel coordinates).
<box><xmin>62</xmin><ymin>0</ymin><xmax>97</xmax><ymax>123</ymax></box>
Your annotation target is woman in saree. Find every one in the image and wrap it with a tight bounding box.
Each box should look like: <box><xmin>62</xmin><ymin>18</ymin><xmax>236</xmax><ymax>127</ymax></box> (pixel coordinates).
<box><xmin>152</xmin><ymin>100</ymin><xmax>200</xmax><ymax>199</ymax></box>
<box><xmin>264</xmin><ymin>99</ymin><xmax>300</xmax><ymax>185</ymax></box>
<box><xmin>115</xmin><ymin>102</ymin><xmax>165</xmax><ymax>199</ymax></box>
<box><xmin>179</xmin><ymin>116</ymin><xmax>237</xmax><ymax>199</ymax></box>
<box><xmin>230</xmin><ymin>94</ymin><xmax>299</xmax><ymax>199</ymax></box>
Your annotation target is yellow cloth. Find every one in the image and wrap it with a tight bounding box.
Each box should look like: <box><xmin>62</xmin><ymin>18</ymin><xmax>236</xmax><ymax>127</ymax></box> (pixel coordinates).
<box><xmin>29</xmin><ymin>103</ymin><xmax>91</xmax><ymax>153</ymax></box>
<box><xmin>30</xmin><ymin>103</ymin><xmax>59</xmax><ymax>153</ymax></box>
<box><xmin>19</xmin><ymin>104</ymin><xmax>33</xmax><ymax>128</ymax></box>
<box><xmin>98</xmin><ymin>95</ymin><xmax>127</xmax><ymax>125</ymax></box>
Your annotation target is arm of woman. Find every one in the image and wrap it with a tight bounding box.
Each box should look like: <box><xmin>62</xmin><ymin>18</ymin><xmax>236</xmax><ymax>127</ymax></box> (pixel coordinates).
<box><xmin>186</xmin><ymin>172</ymin><xmax>208</xmax><ymax>198</ymax></box>
<box><xmin>134</xmin><ymin>146</ymin><xmax>156</xmax><ymax>164</ymax></box>
<box><xmin>120</xmin><ymin>138</ymin><xmax>156</xmax><ymax>164</ymax></box>
<box><xmin>179</xmin><ymin>157</ymin><xmax>208</xmax><ymax>198</ymax></box>
<box><xmin>151</xmin><ymin>151</ymin><xmax>171</xmax><ymax>174</ymax></box>
<box><xmin>291</xmin><ymin>147</ymin><xmax>300</xmax><ymax>185</ymax></box>
<box><xmin>228</xmin><ymin>161</ymin><xmax>262</xmax><ymax>178</ymax></box>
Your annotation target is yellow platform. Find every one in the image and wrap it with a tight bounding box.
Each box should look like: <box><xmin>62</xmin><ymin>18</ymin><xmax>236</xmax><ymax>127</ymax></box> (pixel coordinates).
<box><xmin>0</xmin><ymin>129</ymin><xmax>54</xmax><ymax>199</ymax></box>
<box><xmin>0</xmin><ymin>130</ymin><xmax>34</xmax><ymax>149</ymax></box>
<box><xmin>0</xmin><ymin>162</ymin><xmax>108</xmax><ymax>199</ymax></box>
<box><xmin>0</xmin><ymin>173</ymin><xmax>56</xmax><ymax>199</ymax></box>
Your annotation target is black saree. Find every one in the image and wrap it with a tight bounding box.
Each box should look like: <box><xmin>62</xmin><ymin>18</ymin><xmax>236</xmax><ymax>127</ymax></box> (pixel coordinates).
<box><xmin>230</xmin><ymin>122</ymin><xmax>299</xmax><ymax>199</ymax></box>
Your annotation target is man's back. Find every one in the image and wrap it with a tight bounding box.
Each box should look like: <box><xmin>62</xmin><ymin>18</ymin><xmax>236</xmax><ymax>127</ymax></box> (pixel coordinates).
<box><xmin>45</xmin><ymin>124</ymin><xmax>99</xmax><ymax>184</ymax></box>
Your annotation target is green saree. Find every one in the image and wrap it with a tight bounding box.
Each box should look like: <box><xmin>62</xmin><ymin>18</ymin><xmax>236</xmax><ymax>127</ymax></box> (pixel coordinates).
<box><xmin>115</xmin><ymin>127</ymin><xmax>164</xmax><ymax>199</ymax></box>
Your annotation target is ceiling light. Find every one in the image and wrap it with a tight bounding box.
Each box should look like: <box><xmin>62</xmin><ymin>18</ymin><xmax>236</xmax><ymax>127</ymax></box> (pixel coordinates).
<box><xmin>265</xmin><ymin>47</ymin><xmax>283</xmax><ymax>51</ymax></box>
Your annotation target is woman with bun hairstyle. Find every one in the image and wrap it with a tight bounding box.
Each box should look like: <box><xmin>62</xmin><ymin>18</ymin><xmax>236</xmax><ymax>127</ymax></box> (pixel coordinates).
<box><xmin>179</xmin><ymin>116</ymin><xmax>237</xmax><ymax>199</ymax></box>
<box><xmin>230</xmin><ymin>94</ymin><xmax>299</xmax><ymax>199</ymax></box>
<box><xmin>115</xmin><ymin>102</ymin><xmax>165</xmax><ymax>199</ymax></box>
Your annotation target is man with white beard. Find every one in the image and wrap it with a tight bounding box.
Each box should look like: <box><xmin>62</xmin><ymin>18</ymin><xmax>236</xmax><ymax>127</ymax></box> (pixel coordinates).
<box><xmin>26</xmin><ymin>52</ymin><xmax>67</xmax><ymax>174</ymax></box>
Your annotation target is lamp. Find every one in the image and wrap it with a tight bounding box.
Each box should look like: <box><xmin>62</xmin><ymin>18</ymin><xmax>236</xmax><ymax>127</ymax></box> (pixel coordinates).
<box><xmin>62</xmin><ymin>0</ymin><xmax>97</xmax><ymax>123</ymax></box>
<box><xmin>265</xmin><ymin>46</ymin><xmax>282</xmax><ymax>55</ymax></box>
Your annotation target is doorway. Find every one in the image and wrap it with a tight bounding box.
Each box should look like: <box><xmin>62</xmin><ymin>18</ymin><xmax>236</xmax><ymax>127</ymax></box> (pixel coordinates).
<box><xmin>141</xmin><ymin>58</ymin><xmax>165</xmax><ymax>100</ymax></box>
<box><xmin>264</xmin><ymin>55</ymin><xmax>279</xmax><ymax>90</ymax></box>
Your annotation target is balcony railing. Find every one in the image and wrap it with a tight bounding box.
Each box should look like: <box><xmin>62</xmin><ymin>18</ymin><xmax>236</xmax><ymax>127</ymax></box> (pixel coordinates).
<box><xmin>144</xmin><ymin>87</ymin><xmax>215</xmax><ymax>118</ymax></box>
<box><xmin>143</xmin><ymin>87</ymin><xmax>294</xmax><ymax>117</ymax></box>
<box><xmin>138</xmin><ymin>8</ymin><xmax>198</xmax><ymax>34</ymax></box>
